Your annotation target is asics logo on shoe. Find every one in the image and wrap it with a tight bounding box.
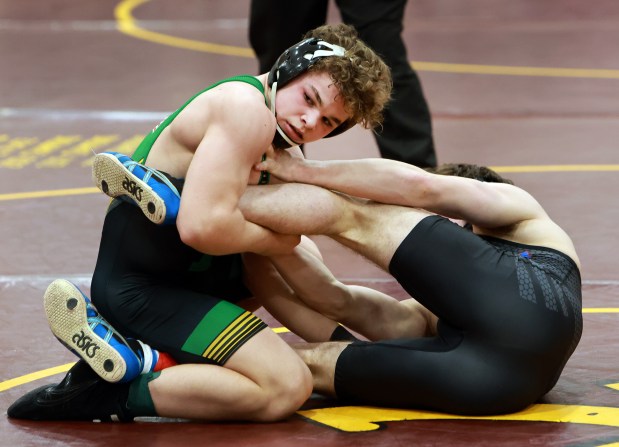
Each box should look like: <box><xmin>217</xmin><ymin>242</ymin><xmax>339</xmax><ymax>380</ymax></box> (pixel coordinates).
<box><xmin>122</xmin><ymin>176</ymin><xmax>143</xmax><ymax>202</ymax></box>
<box><xmin>72</xmin><ymin>330</ymin><xmax>101</xmax><ymax>358</ymax></box>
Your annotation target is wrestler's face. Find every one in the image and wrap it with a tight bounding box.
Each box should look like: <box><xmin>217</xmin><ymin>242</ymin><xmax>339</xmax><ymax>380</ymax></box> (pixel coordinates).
<box><xmin>275</xmin><ymin>71</ymin><xmax>350</xmax><ymax>144</ymax></box>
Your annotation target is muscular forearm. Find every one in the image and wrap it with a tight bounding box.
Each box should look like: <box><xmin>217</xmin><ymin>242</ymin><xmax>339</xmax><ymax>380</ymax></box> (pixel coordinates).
<box><xmin>178</xmin><ymin>209</ymin><xmax>299</xmax><ymax>256</ymax></box>
<box><xmin>283</xmin><ymin>157</ymin><xmax>432</xmax><ymax>207</ymax></box>
<box><xmin>268</xmin><ymin>245</ymin><xmax>351</xmax><ymax>322</ymax></box>
<box><xmin>269</xmin><ymin>248</ymin><xmax>431</xmax><ymax>341</ymax></box>
<box><xmin>243</xmin><ymin>252</ymin><xmax>340</xmax><ymax>342</ymax></box>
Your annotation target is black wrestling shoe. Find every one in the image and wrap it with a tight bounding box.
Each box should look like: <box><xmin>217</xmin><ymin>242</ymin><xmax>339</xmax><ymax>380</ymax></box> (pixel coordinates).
<box><xmin>7</xmin><ymin>360</ymin><xmax>132</xmax><ymax>422</ymax></box>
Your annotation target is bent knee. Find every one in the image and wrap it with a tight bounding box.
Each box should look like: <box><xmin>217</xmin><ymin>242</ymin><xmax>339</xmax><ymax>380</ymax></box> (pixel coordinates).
<box><xmin>255</xmin><ymin>362</ymin><xmax>313</xmax><ymax>422</ymax></box>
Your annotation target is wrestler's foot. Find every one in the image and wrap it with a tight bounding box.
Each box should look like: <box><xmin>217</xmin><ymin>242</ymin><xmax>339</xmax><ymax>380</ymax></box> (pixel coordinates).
<box><xmin>7</xmin><ymin>360</ymin><xmax>132</xmax><ymax>422</ymax></box>
<box><xmin>92</xmin><ymin>151</ymin><xmax>180</xmax><ymax>225</ymax></box>
<box><xmin>44</xmin><ymin>279</ymin><xmax>142</xmax><ymax>383</ymax></box>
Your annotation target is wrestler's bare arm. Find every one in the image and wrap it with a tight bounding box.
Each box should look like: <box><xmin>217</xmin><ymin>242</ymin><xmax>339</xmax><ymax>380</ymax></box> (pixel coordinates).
<box><xmin>242</xmin><ymin>237</ymin><xmax>345</xmax><ymax>343</ymax></box>
<box><xmin>267</xmin><ymin>242</ymin><xmax>433</xmax><ymax>340</ymax></box>
<box><xmin>256</xmin><ymin>152</ymin><xmax>546</xmax><ymax>229</ymax></box>
<box><xmin>176</xmin><ymin>84</ymin><xmax>300</xmax><ymax>256</ymax></box>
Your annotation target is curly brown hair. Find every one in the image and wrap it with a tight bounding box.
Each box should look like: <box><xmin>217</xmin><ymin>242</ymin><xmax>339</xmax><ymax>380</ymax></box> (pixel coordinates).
<box><xmin>426</xmin><ymin>163</ymin><xmax>514</xmax><ymax>185</ymax></box>
<box><xmin>304</xmin><ymin>24</ymin><xmax>392</xmax><ymax>130</ymax></box>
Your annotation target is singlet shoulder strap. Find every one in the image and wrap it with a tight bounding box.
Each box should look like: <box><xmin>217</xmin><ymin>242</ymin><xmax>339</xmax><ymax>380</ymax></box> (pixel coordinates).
<box><xmin>132</xmin><ymin>75</ymin><xmax>266</xmax><ymax>162</ymax></box>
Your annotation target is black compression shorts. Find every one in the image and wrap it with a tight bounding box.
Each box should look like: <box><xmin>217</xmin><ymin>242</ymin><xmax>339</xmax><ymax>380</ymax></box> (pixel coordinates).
<box><xmin>90</xmin><ymin>199</ymin><xmax>264</xmax><ymax>366</ymax></box>
<box><xmin>335</xmin><ymin>215</ymin><xmax>582</xmax><ymax>415</ymax></box>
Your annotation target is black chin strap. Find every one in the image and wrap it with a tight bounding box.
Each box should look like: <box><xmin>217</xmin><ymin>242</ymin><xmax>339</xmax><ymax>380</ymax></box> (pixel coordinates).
<box><xmin>271</xmin><ymin>131</ymin><xmax>293</xmax><ymax>150</ymax></box>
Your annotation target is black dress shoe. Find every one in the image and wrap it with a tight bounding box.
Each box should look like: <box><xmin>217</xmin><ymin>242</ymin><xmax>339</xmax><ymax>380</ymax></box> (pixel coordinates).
<box><xmin>8</xmin><ymin>360</ymin><xmax>132</xmax><ymax>422</ymax></box>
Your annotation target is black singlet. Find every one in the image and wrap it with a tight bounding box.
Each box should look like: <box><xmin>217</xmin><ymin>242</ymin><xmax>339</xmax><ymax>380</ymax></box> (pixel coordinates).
<box><xmin>90</xmin><ymin>180</ymin><xmax>263</xmax><ymax>366</ymax></box>
<box><xmin>90</xmin><ymin>76</ymin><xmax>271</xmax><ymax>365</ymax></box>
<box><xmin>335</xmin><ymin>215</ymin><xmax>582</xmax><ymax>415</ymax></box>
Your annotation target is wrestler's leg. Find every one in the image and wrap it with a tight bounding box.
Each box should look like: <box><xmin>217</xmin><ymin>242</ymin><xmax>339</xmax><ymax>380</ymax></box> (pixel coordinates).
<box><xmin>99</xmin><ymin>284</ymin><xmax>313</xmax><ymax>421</ymax></box>
<box><xmin>241</xmin><ymin>184</ymin><xmax>434</xmax><ymax>338</ymax></box>
<box><xmin>240</xmin><ymin>184</ymin><xmax>354</xmax><ymax>235</ymax></box>
<box><xmin>43</xmin><ymin>279</ymin><xmax>174</xmax><ymax>383</ymax></box>
<box><xmin>293</xmin><ymin>342</ymin><xmax>350</xmax><ymax>395</ymax></box>
<box><xmin>149</xmin><ymin>328</ymin><xmax>312</xmax><ymax>421</ymax></box>
<box><xmin>9</xmin><ymin>327</ymin><xmax>312</xmax><ymax>422</ymax></box>
<box><xmin>240</xmin><ymin>183</ymin><xmax>429</xmax><ymax>271</ymax></box>
<box><xmin>16</xmin><ymin>291</ymin><xmax>312</xmax><ymax>423</ymax></box>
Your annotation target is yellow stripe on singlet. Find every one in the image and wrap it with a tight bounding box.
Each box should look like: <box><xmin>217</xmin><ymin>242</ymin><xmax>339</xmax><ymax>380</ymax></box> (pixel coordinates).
<box><xmin>201</xmin><ymin>311</ymin><xmax>258</xmax><ymax>360</ymax></box>
<box><xmin>210</xmin><ymin>316</ymin><xmax>266</xmax><ymax>364</ymax></box>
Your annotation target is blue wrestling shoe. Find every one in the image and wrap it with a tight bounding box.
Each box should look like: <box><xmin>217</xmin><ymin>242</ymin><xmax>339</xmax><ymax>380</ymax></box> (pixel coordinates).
<box><xmin>43</xmin><ymin>279</ymin><xmax>142</xmax><ymax>383</ymax></box>
<box><xmin>92</xmin><ymin>151</ymin><xmax>180</xmax><ymax>225</ymax></box>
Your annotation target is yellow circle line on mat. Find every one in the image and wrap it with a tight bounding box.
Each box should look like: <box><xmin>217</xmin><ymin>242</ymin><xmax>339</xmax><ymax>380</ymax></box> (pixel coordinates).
<box><xmin>115</xmin><ymin>0</ymin><xmax>619</xmax><ymax>79</ymax></box>
<box><xmin>114</xmin><ymin>0</ymin><xmax>254</xmax><ymax>58</ymax></box>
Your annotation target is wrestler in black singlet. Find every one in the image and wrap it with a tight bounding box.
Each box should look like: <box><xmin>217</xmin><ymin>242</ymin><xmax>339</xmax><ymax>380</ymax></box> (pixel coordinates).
<box><xmin>90</xmin><ymin>75</ymin><xmax>271</xmax><ymax>366</ymax></box>
<box><xmin>335</xmin><ymin>215</ymin><xmax>582</xmax><ymax>415</ymax></box>
<box><xmin>90</xmin><ymin>178</ymin><xmax>263</xmax><ymax>365</ymax></box>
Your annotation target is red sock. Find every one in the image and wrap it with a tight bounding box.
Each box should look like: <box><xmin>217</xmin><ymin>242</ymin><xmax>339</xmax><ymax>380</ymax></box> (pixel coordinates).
<box><xmin>153</xmin><ymin>352</ymin><xmax>178</xmax><ymax>372</ymax></box>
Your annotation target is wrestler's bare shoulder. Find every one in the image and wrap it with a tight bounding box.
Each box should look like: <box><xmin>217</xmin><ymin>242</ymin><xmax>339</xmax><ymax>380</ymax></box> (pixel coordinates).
<box><xmin>476</xmin><ymin>218</ymin><xmax>581</xmax><ymax>269</ymax></box>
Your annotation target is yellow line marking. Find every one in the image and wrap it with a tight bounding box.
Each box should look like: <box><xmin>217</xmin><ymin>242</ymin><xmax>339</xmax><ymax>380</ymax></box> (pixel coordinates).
<box><xmin>0</xmin><ymin>136</ymin><xmax>81</xmax><ymax>169</ymax></box>
<box><xmin>114</xmin><ymin>0</ymin><xmax>253</xmax><ymax>58</ymax></box>
<box><xmin>0</xmin><ymin>363</ymin><xmax>74</xmax><ymax>392</ymax></box>
<box><xmin>115</xmin><ymin>0</ymin><xmax>619</xmax><ymax>79</ymax></box>
<box><xmin>584</xmin><ymin>308</ymin><xmax>619</xmax><ymax>313</ymax></box>
<box><xmin>37</xmin><ymin>135</ymin><xmax>120</xmax><ymax>169</ymax></box>
<box><xmin>491</xmin><ymin>165</ymin><xmax>619</xmax><ymax>173</ymax></box>
<box><xmin>0</xmin><ymin>187</ymin><xmax>99</xmax><ymax>201</ymax></box>
<box><xmin>412</xmin><ymin>61</ymin><xmax>619</xmax><ymax>79</ymax></box>
<box><xmin>0</xmin><ymin>137</ymin><xmax>39</xmax><ymax>157</ymax></box>
<box><xmin>298</xmin><ymin>403</ymin><xmax>619</xmax><ymax>432</ymax></box>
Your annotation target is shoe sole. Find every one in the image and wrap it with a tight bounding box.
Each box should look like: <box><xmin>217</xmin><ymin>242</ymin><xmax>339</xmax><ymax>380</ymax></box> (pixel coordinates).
<box><xmin>44</xmin><ymin>279</ymin><xmax>127</xmax><ymax>383</ymax></box>
<box><xmin>92</xmin><ymin>153</ymin><xmax>166</xmax><ymax>225</ymax></box>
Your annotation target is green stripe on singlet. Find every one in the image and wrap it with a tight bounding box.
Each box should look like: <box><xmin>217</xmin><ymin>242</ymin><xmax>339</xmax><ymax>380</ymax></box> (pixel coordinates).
<box><xmin>181</xmin><ymin>301</ymin><xmax>246</xmax><ymax>356</ymax></box>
